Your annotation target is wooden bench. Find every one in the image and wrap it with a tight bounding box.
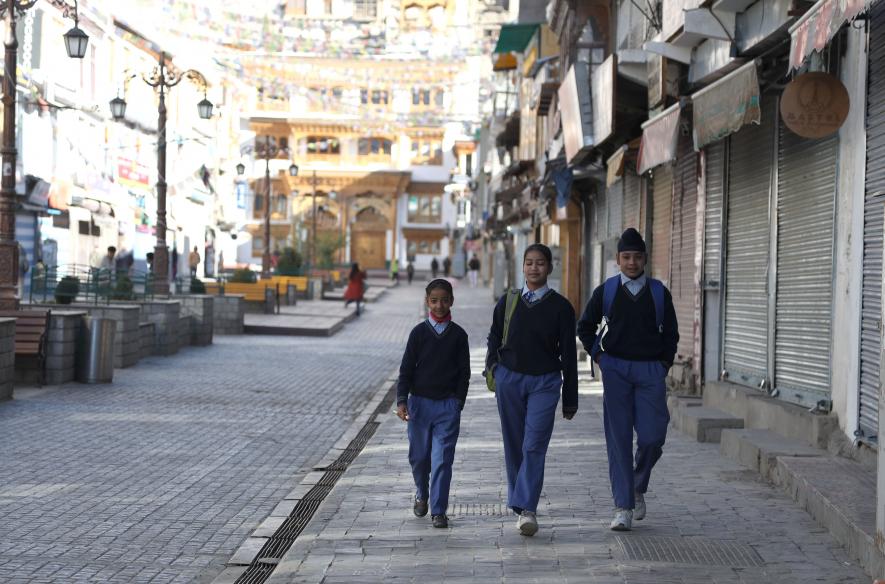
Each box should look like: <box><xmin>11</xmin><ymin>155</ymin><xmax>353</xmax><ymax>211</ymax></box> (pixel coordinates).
<box><xmin>208</xmin><ymin>282</ymin><xmax>278</xmax><ymax>303</ymax></box>
<box><xmin>0</xmin><ymin>309</ymin><xmax>51</xmax><ymax>385</ymax></box>
<box><xmin>270</xmin><ymin>276</ymin><xmax>308</xmax><ymax>292</ymax></box>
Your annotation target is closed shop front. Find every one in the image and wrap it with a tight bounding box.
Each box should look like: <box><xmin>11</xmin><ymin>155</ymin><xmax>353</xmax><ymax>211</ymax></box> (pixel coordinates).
<box><xmin>670</xmin><ymin>132</ymin><xmax>700</xmax><ymax>385</ymax></box>
<box><xmin>859</xmin><ymin>0</ymin><xmax>885</xmax><ymax>438</ymax></box>
<box><xmin>722</xmin><ymin>96</ymin><xmax>776</xmax><ymax>388</ymax></box>
<box><xmin>650</xmin><ymin>165</ymin><xmax>673</xmax><ymax>285</ymax></box>
<box><xmin>774</xmin><ymin>121</ymin><xmax>837</xmax><ymax>405</ymax></box>
<box><xmin>623</xmin><ymin>169</ymin><xmax>642</xmax><ymax>232</ymax></box>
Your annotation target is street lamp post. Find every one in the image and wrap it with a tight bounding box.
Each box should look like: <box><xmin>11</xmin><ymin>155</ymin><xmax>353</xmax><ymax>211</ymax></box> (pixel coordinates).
<box><xmin>0</xmin><ymin>0</ymin><xmax>88</xmax><ymax>309</ymax></box>
<box><xmin>310</xmin><ymin>170</ymin><xmax>317</xmax><ymax>271</ymax></box>
<box><xmin>115</xmin><ymin>52</ymin><xmax>213</xmax><ymax>296</ymax></box>
<box><xmin>236</xmin><ymin>142</ymin><xmax>298</xmax><ymax>279</ymax></box>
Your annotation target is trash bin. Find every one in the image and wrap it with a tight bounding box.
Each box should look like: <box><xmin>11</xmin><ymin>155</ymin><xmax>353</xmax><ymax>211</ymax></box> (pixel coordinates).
<box><xmin>76</xmin><ymin>316</ymin><xmax>116</xmax><ymax>383</ymax></box>
<box><xmin>307</xmin><ymin>278</ymin><xmax>322</xmax><ymax>300</ymax></box>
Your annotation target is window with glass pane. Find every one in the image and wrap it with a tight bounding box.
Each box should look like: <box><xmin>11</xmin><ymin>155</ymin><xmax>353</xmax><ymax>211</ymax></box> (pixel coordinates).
<box><xmin>408</xmin><ymin>196</ymin><xmax>419</xmax><ymax>215</ymax></box>
<box><xmin>254</xmin><ymin>194</ymin><xmax>264</xmax><ymax>212</ymax></box>
<box><xmin>434</xmin><ymin>90</ymin><xmax>444</xmax><ymax>106</ymax></box>
<box><xmin>360</xmin><ymin>89</ymin><xmax>368</xmax><ymax>104</ymax></box>
<box><xmin>408</xmin><ymin>195</ymin><xmax>442</xmax><ymax>222</ymax></box>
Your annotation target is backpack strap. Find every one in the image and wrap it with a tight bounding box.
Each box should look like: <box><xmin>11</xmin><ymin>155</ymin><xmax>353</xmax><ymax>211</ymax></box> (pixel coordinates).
<box><xmin>501</xmin><ymin>288</ymin><xmax>520</xmax><ymax>347</ymax></box>
<box><xmin>648</xmin><ymin>278</ymin><xmax>665</xmax><ymax>333</ymax></box>
<box><xmin>601</xmin><ymin>275</ymin><xmax>621</xmax><ymax>319</ymax></box>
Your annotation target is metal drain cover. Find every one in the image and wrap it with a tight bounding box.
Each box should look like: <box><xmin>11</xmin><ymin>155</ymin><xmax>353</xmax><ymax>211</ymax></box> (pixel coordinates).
<box><xmin>615</xmin><ymin>536</ymin><xmax>764</xmax><ymax>567</ymax></box>
<box><xmin>448</xmin><ymin>502</ymin><xmax>509</xmax><ymax>516</ymax></box>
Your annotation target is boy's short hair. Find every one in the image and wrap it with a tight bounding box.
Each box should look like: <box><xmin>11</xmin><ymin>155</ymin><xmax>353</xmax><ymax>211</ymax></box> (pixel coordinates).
<box><xmin>425</xmin><ymin>278</ymin><xmax>453</xmax><ymax>297</ymax></box>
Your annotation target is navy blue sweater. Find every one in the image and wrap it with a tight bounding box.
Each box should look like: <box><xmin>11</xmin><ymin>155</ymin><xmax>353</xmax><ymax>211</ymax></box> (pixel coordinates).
<box><xmin>576</xmin><ymin>280</ymin><xmax>679</xmax><ymax>366</ymax></box>
<box><xmin>485</xmin><ymin>290</ymin><xmax>579</xmax><ymax>413</ymax></box>
<box><xmin>396</xmin><ymin>320</ymin><xmax>471</xmax><ymax>407</ymax></box>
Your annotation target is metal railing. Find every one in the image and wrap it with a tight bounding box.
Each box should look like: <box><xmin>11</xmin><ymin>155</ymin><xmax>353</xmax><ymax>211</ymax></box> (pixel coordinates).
<box><xmin>29</xmin><ymin>264</ymin><xmax>155</xmax><ymax>305</ymax></box>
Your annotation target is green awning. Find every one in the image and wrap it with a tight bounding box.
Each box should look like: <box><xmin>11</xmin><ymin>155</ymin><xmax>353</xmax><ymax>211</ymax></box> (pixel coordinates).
<box><xmin>493</xmin><ymin>23</ymin><xmax>539</xmax><ymax>54</ymax></box>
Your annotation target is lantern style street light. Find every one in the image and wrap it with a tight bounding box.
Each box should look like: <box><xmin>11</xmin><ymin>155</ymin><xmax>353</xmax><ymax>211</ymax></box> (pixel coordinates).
<box><xmin>238</xmin><ymin>139</ymin><xmax>297</xmax><ymax>278</ymax></box>
<box><xmin>109</xmin><ymin>52</ymin><xmax>213</xmax><ymax>295</ymax></box>
<box><xmin>0</xmin><ymin>0</ymin><xmax>89</xmax><ymax>309</ymax></box>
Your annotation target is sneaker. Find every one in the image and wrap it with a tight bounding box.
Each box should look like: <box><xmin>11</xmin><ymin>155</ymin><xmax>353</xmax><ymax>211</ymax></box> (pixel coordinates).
<box><xmin>634</xmin><ymin>493</ymin><xmax>646</xmax><ymax>521</ymax></box>
<box><xmin>432</xmin><ymin>514</ymin><xmax>448</xmax><ymax>528</ymax></box>
<box><xmin>413</xmin><ymin>498</ymin><xmax>428</xmax><ymax>518</ymax></box>
<box><xmin>610</xmin><ymin>508</ymin><xmax>633</xmax><ymax>531</ymax></box>
<box><xmin>517</xmin><ymin>510</ymin><xmax>538</xmax><ymax>536</ymax></box>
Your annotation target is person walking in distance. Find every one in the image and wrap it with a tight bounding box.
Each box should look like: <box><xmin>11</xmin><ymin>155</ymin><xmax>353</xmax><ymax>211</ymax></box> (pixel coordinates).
<box><xmin>577</xmin><ymin>228</ymin><xmax>679</xmax><ymax>532</ymax></box>
<box><xmin>396</xmin><ymin>279</ymin><xmax>470</xmax><ymax>529</ymax></box>
<box><xmin>406</xmin><ymin>261</ymin><xmax>415</xmax><ymax>285</ymax></box>
<box><xmin>485</xmin><ymin>243</ymin><xmax>578</xmax><ymax>537</ymax></box>
<box><xmin>442</xmin><ymin>256</ymin><xmax>452</xmax><ymax>277</ymax></box>
<box><xmin>390</xmin><ymin>257</ymin><xmax>400</xmax><ymax>284</ymax></box>
<box><xmin>344</xmin><ymin>263</ymin><xmax>366</xmax><ymax>316</ymax></box>
<box><xmin>188</xmin><ymin>246</ymin><xmax>201</xmax><ymax>279</ymax></box>
<box><xmin>431</xmin><ymin>257</ymin><xmax>439</xmax><ymax>278</ymax></box>
<box><xmin>468</xmin><ymin>254</ymin><xmax>480</xmax><ymax>288</ymax></box>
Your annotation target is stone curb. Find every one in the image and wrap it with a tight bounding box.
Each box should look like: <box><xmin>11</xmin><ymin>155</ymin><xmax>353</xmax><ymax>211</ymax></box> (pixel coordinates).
<box><xmin>211</xmin><ymin>369</ymin><xmax>399</xmax><ymax>584</ymax></box>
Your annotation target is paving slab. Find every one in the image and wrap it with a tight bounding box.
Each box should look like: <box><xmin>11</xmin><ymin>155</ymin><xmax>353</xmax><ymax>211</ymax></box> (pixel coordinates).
<box><xmin>720</xmin><ymin>428</ymin><xmax>824</xmax><ymax>479</ymax></box>
<box><xmin>244</xmin><ymin>313</ymin><xmax>348</xmax><ymax>336</ymax></box>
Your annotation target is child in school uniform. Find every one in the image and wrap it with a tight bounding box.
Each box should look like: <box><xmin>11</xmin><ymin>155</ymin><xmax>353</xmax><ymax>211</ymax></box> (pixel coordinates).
<box><xmin>396</xmin><ymin>279</ymin><xmax>471</xmax><ymax>528</ymax></box>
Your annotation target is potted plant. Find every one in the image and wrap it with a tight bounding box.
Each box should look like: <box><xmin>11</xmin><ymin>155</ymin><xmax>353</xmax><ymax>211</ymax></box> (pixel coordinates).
<box><xmin>55</xmin><ymin>275</ymin><xmax>80</xmax><ymax>304</ymax></box>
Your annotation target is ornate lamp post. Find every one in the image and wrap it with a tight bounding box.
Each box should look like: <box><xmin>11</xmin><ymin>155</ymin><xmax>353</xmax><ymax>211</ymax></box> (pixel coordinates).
<box><xmin>236</xmin><ymin>139</ymin><xmax>297</xmax><ymax>279</ymax></box>
<box><xmin>0</xmin><ymin>0</ymin><xmax>88</xmax><ymax>309</ymax></box>
<box><xmin>110</xmin><ymin>52</ymin><xmax>212</xmax><ymax>295</ymax></box>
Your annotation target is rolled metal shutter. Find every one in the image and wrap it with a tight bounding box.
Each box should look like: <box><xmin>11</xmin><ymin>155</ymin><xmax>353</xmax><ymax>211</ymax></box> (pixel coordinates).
<box><xmin>671</xmin><ymin>134</ymin><xmax>699</xmax><ymax>362</ymax></box>
<box><xmin>723</xmin><ymin>97</ymin><xmax>776</xmax><ymax>387</ymax></box>
<box><xmin>859</xmin><ymin>1</ymin><xmax>885</xmax><ymax>438</ymax></box>
<box><xmin>650</xmin><ymin>165</ymin><xmax>673</xmax><ymax>285</ymax></box>
<box><xmin>704</xmin><ymin>141</ymin><xmax>726</xmax><ymax>286</ymax></box>
<box><xmin>595</xmin><ymin>190</ymin><xmax>608</xmax><ymax>242</ymax></box>
<box><xmin>607</xmin><ymin>180</ymin><xmax>624</xmax><ymax>238</ymax></box>
<box><xmin>774</xmin><ymin>126</ymin><xmax>837</xmax><ymax>404</ymax></box>
<box><xmin>623</xmin><ymin>170</ymin><xmax>642</xmax><ymax>232</ymax></box>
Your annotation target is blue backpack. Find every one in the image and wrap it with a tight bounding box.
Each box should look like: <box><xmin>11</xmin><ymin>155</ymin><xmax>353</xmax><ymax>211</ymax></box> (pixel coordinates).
<box><xmin>591</xmin><ymin>275</ymin><xmax>665</xmax><ymax>359</ymax></box>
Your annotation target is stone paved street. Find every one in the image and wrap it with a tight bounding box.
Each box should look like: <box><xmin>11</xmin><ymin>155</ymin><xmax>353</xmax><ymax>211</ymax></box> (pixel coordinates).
<box><xmin>0</xmin><ymin>282</ymin><xmax>461</xmax><ymax>584</ymax></box>
<box><xmin>262</xmin><ymin>285</ymin><xmax>870</xmax><ymax>584</ymax></box>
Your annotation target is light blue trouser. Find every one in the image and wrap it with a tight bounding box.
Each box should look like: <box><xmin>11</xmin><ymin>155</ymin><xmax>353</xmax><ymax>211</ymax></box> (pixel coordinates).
<box><xmin>495</xmin><ymin>364</ymin><xmax>562</xmax><ymax>513</ymax></box>
<box><xmin>407</xmin><ymin>395</ymin><xmax>461</xmax><ymax>516</ymax></box>
<box><xmin>599</xmin><ymin>354</ymin><xmax>670</xmax><ymax>510</ymax></box>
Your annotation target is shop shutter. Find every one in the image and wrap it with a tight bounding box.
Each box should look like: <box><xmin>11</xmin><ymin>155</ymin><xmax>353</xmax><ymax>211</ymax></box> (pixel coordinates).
<box><xmin>774</xmin><ymin>125</ymin><xmax>837</xmax><ymax>404</ymax></box>
<box><xmin>607</xmin><ymin>180</ymin><xmax>624</xmax><ymax>238</ymax></box>
<box><xmin>670</xmin><ymin>134</ymin><xmax>699</xmax><ymax>362</ymax></box>
<box><xmin>722</xmin><ymin>97</ymin><xmax>776</xmax><ymax>387</ymax></box>
<box><xmin>650</xmin><ymin>165</ymin><xmax>673</xmax><ymax>285</ymax></box>
<box><xmin>594</xmin><ymin>190</ymin><xmax>608</xmax><ymax>242</ymax></box>
<box><xmin>704</xmin><ymin>141</ymin><xmax>726</xmax><ymax>286</ymax></box>
<box><xmin>859</xmin><ymin>0</ymin><xmax>885</xmax><ymax>438</ymax></box>
<box><xmin>623</xmin><ymin>170</ymin><xmax>642</xmax><ymax>232</ymax></box>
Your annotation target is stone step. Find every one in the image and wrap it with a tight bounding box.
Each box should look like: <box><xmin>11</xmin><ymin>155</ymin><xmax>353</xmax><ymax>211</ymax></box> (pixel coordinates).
<box><xmin>720</xmin><ymin>428</ymin><xmax>823</xmax><ymax>480</ymax></box>
<box><xmin>667</xmin><ymin>393</ymin><xmax>702</xmax><ymax>414</ymax></box>
<box><xmin>671</xmin><ymin>405</ymin><xmax>743</xmax><ymax>443</ymax></box>
<box><xmin>773</xmin><ymin>454</ymin><xmax>884</xmax><ymax>578</ymax></box>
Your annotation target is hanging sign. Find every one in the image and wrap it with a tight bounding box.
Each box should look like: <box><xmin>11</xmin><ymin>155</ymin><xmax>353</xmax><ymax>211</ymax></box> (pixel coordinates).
<box><xmin>780</xmin><ymin>72</ymin><xmax>849</xmax><ymax>139</ymax></box>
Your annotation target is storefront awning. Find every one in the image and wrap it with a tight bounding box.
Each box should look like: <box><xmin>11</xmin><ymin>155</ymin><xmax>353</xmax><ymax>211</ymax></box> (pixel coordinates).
<box><xmin>789</xmin><ymin>0</ymin><xmax>873</xmax><ymax>70</ymax></box>
<box><xmin>637</xmin><ymin>102</ymin><xmax>682</xmax><ymax>175</ymax></box>
<box><xmin>691</xmin><ymin>60</ymin><xmax>761</xmax><ymax>151</ymax></box>
<box><xmin>493</xmin><ymin>24</ymin><xmax>539</xmax><ymax>54</ymax></box>
<box><xmin>606</xmin><ymin>146</ymin><xmax>627</xmax><ymax>187</ymax></box>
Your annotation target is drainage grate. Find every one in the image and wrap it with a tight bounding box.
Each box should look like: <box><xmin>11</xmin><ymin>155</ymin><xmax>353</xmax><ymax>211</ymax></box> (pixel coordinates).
<box><xmin>448</xmin><ymin>502</ymin><xmax>509</xmax><ymax>517</ymax></box>
<box><xmin>235</xmin><ymin>386</ymin><xmax>397</xmax><ymax>584</ymax></box>
<box><xmin>615</xmin><ymin>536</ymin><xmax>764</xmax><ymax>567</ymax></box>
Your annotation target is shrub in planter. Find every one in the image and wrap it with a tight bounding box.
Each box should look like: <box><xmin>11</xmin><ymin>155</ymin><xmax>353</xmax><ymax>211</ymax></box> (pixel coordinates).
<box><xmin>190</xmin><ymin>278</ymin><xmax>206</xmax><ymax>293</ymax></box>
<box><xmin>230</xmin><ymin>269</ymin><xmax>256</xmax><ymax>283</ymax></box>
<box><xmin>111</xmin><ymin>275</ymin><xmax>134</xmax><ymax>300</ymax></box>
<box><xmin>55</xmin><ymin>276</ymin><xmax>80</xmax><ymax>304</ymax></box>
<box><xmin>276</xmin><ymin>247</ymin><xmax>303</xmax><ymax>276</ymax></box>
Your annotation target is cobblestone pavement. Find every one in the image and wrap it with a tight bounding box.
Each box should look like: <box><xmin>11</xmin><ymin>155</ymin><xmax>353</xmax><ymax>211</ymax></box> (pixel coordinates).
<box><xmin>266</xmin><ymin>293</ymin><xmax>869</xmax><ymax>583</ymax></box>
<box><xmin>0</xmin><ymin>280</ymin><xmax>477</xmax><ymax>584</ymax></box>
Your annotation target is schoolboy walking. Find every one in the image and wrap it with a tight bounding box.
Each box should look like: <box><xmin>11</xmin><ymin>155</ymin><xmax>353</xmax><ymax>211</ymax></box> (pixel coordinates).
<box><xmin>577</xmin><ymin>228</ymin><xmax>679</xmax><ymax>531</ymax></box>
<box><xmin>396</xmin><ymin>279</ymin><xmax>471</xmax><ymax>528</ymax></box>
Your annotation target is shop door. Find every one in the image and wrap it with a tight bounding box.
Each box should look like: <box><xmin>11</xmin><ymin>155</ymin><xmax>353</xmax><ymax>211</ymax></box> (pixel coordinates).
<box><xmin>351</xmin><ymin>231</ymin><xmax>386</xmax><ymax>269</ymax></box>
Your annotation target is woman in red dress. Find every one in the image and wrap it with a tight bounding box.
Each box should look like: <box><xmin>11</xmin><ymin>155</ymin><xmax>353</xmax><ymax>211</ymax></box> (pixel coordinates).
<box><xmin>344</xmin><ymin>263</ymin><xmax>366</xmax><ymax>316</ymax></box>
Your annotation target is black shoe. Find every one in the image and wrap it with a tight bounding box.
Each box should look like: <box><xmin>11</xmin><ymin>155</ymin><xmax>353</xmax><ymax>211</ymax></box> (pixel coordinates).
<box><xmin>432</xmin><ymin>514</ymin><xmax>448</xmax><ymax>528</ymax></box>
<box><xmin>413</xmin><ymin>498</ymin><xmax>428</xmax><ymax>517</ymax></box>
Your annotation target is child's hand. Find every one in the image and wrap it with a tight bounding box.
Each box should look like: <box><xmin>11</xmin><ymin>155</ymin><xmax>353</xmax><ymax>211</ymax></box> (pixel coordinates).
<box><xmin>396</xmin><ymin>403</ymin><xmax>409</xmax><ymax>422</ymax></box>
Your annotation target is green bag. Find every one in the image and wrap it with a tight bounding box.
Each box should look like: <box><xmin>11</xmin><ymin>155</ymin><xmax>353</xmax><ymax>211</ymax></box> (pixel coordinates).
<box><xmin>484</xmin><ymin>289</ymin><xmax>520</xmax><ymax>392</ymax></box>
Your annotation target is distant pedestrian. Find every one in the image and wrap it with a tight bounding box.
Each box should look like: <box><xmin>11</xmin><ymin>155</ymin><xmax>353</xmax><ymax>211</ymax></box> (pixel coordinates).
<box><xmin>171</xmin><ymin>245</ymin><xmax>179</xmax><ymax>279</ymax></box>
<box><xmin>390</xmin><ymin>257</ymin><xmax>400</xmax><ymax>284</ymax></box>
<box><xmin>218</xmin><ymin>251</ymin><xmax>224</xmax><ymax>275</ymax></box>
<box><xmin>146</xmin><ymin>252</ymin><xmax>154</xmax><ymax>274</ymax></box>
<box><xmin>485</xmin><ymin>243</ymin><xmax>577</xmax><ymax>537</ymax></box>
<box><xmin>406</xmin><ymin>261</ymin><xmax>415</xmax><ymax>285</ymax></box>
<box><xmin>442</xmin><ymin>256</ymin><xmax>452</xmax><ymax>277</ymax></box>
<box><xmin>430</xmin><ymin>257</ymin><xmax>439</xmax><ymax>278</ymax></box>
<box><xmin>468</xmin><ymin>254</ymin><xmax>480</xmax><ymax>288</ymax></box>
<box><xmin>344</xmin><ymin>262</ymin><xmax>366</xmax><ymax>316</ymax></box>
<box><xmin>189</xmin><ymin>246</ymin><xmax>201</xmax><ymax>279</ymax></box>
<box><xmin>99</xmin><ymin>246</ymin><xmax>116</xmax><ymax>271</ymax></box>
<box><xmin>396</xmin><ymin>278</ymin><xmax>470</xmax><ymax>529</ymax></box>
<box><xmin>577</xmin><ymin>228</ymin><xmax>679</xmax><ymax>532</ymax></box>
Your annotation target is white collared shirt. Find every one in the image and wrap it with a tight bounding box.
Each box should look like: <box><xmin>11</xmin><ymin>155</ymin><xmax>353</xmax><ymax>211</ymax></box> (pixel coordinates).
<box><xmin>427</xmin><ymin>317</ymin><xmax>450</xmax><ymax>334</ymax></box>
<box><xmin>620</xmin><ymin>271</ymin><xmax>647</xmax><ymax>296</ymax></box>
<box><xmin>521</xmin><ymin>283</ymin><xmax>550</xmax><ymax>303</ymax></box>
